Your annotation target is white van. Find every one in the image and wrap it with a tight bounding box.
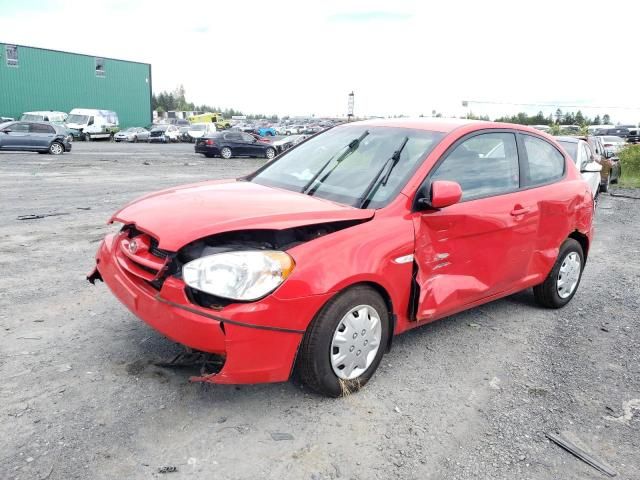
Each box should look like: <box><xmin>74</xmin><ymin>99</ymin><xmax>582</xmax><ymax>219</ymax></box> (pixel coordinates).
<box><xmin>187</xmin><ymin>122</ymin><xmax>217</xmax><ymax>142</ymax></box>
<box><xmin>21</xmin><ymin>111</ymin><xmax>68</xmax><ymax>124</ymax></box>
<box><xmin>65</xmin><ymin>108</ymin><xmax>119</xmax><ymax>141</ymax></box>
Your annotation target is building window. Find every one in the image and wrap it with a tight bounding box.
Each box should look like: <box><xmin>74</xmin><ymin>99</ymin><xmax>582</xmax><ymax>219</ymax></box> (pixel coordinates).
<box><xmin>95</xmin><ymin>57</ymin><xmax>105</xmax><ymax>77</ymax></box>
<box><xmin>5</xmin><ymin>45</ymin><xmax>18</xmax><ymax>67</ymax></box>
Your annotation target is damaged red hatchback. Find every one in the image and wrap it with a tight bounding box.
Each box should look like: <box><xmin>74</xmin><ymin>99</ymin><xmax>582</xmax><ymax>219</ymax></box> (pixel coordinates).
<box><xmin>89</xmin><ymin>119</ymin><xmax>594</xmax><ymax>396</ymax></box>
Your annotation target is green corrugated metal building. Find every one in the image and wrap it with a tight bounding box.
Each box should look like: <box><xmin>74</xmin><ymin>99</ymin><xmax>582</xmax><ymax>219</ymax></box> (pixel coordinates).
<box><xmin>0</xmin><ymin>42</ymin><xmax>152</xmax><ymax>128</ymax></box>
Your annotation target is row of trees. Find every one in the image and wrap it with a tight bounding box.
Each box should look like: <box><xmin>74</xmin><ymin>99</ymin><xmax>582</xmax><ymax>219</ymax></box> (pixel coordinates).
<box><xmin>152</xmin><ymin>85</ymin><xmax>279</xmax><ymax>121</ymax></box>
<box><xmin>476</xmin><ymin>110</ymin><xmax>611</xmax><ymax>126</ymax></box>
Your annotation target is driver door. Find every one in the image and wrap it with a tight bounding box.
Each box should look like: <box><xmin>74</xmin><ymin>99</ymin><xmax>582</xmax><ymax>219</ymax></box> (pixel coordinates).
<box><xmin>412</xmin><ymin>131</ymin><xmax>538</xmax><ymax>321</ymax></box>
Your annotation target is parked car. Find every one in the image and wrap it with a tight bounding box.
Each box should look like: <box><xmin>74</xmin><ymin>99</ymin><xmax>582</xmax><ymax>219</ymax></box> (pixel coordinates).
<box><xmin>555</xmin><ymin>137</ymin><xmax>602</xmax><ymax>198</ymax></box>
<box><xmin>194</xmin><ymin>131</ymin><xmax>276</xmax><ymax>159</ymax></box>
<box><xmin>594</xmin><ymin>127</ymin><xmax>630</xmax><ymax>138</ymax></box>
<box><xmin>598</xmin><ymin>135</ymin><xmax>626</xmax><ymax>154</ymax></box>
<box><xmin>0</xmin><ymin>120</ymin><xmax>72</xmax><ymax>155</ymax></box>
<box><xmin>89</xmin><ymin>119</ymin><xmax>594</xmax><ymax>397</ymax></box>
<box><xmin>257</xmin><ymin>127</ymin><xmax>276</xmax><ymax>137</ymax></box>
<box><xmin>285</xmin><ymin>125</ymin><xmax>303</xmax><ymax>135</ymax></box>
<box><xmin>187</xmin><ymin>123</ymin><xmax>217</xmax><ymax>142</ymax></box>
<box><xmin>275</xmin><ymin>124</ymin><xmax>289</xmax><ymax>135</ymax></box>
<box><xmin>66</xmin><ymin>108</ymin><xmax>119</xmax><ymax>141</ymax></box>
<box><xmin>178</xmin><ymin>126</ymin><xmax>192</xmax><ymax>142</ymax></box>
<box><xmin>627</xmin><ymin>127</ymin><xmax>640</xmax><ymax>144</ymax></box>
<box><xmin>149</xmin><ymin>124</ymin><xmax>180</xmax><ymax>143</ymax></box>
<box><xmin>114</xmin><ymin>127</ymin><xmax>150</xmax><ymax>143</ymax></box>
<box><xmin>581</xmin><ymin>135</ymin><xmax>618</xmax><ymax>192</ymax></box>
<box><xmin>272</xmin><ymin>134</ymin><xmax>307</xmax><ymax>154</ymax></box>
<box><xmin>20</xmin><ymin>111</ymin><xmax>68</xmax><ymax>124</ymax></box>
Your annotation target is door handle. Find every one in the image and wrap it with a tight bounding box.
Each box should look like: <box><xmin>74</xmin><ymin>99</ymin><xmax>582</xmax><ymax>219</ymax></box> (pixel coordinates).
<box><xmin>510</xmin><ymin>206</ymin><xmax>530</xmax><ymax>216</ymax></box>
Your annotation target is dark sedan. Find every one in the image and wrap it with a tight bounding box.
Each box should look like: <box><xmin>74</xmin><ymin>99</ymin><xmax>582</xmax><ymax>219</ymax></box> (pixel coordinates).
<box><xmin>195</xmin><ymin>131</ymin><xmax>276</xmax><ymax>159</ymax></box>
<box><xmin>0</xmin><ymin>121</ymin><xmax>72</xmax><ymax>155</ymax></box>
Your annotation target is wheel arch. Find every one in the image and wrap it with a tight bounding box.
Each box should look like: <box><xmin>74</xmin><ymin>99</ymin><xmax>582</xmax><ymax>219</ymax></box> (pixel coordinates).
<box><xmin>568</xmin><ymin>230</ymin><xmax>589</xmax><ymax>261</ymax></box>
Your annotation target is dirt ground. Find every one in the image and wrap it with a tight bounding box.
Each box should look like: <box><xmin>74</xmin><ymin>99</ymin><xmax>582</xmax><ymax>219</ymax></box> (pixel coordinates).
<box><xmin>1</xmin><ymin>142</ymin><xmax>638</xmax><ymax>480</ymax></box>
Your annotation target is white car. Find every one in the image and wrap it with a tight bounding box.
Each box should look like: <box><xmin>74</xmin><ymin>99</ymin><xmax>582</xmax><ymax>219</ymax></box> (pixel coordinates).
<box><xmin>597</xmin><ymin>135</ymin><xmax>626</xmax><ymax>154</ymax></box>
<box><xmin>556</xmin><ymin>137</ymin><xmax>602</xmax><ymax>199</ymax></box>
<box><xmin>149</xmin><ymin>124</ymin><xmax>180</xmax><ymax>143</ymax></box>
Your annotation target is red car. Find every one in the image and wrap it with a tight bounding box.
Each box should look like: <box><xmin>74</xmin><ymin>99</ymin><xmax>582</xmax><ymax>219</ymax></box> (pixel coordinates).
<box><xmin>89</xmin><ymin>119</ymin><xmax>594</xmax><ymax>397</ymax></box>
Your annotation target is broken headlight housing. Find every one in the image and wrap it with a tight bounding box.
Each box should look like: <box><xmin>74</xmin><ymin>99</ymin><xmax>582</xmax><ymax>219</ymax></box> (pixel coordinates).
<box><xmin>182</xmin><ymin>250</ymin><xmax>295</xmax><ymax>301</ymax></box>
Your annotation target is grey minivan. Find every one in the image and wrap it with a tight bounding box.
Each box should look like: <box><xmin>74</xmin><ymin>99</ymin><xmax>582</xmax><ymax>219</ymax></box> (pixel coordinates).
<box><xmin>0</xmin><ymin>121</ymin><xmax>72</xmax><ymax>155</ymax></box>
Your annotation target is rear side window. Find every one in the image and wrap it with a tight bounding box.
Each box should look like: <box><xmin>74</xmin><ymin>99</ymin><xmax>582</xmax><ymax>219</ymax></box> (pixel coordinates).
<box><xmin>30</xmin><ymin>123</ymin><xmax>55</xmax><ymax>134</ymax></box>
<box><xmin>522</xmin><ymin>135</ymin><xmax>565</xmax><ymax>186</ymax></box>
<box><xmin>430</xmin><ymin>132</ymin><xmax>519</xmax><ymax>201</ymax></box>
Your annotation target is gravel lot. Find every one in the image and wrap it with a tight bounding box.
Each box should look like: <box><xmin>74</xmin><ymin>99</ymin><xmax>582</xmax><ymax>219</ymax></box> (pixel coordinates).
<box><xmin>1</xmin><ymin>142</ymin><xmax>639</xmax><ymax>480</ymax></box>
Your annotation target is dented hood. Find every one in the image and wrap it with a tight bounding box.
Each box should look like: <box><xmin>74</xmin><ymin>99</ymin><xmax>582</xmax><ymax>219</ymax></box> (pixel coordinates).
<box><xmin>111</xmin><ymin>180</ymin><xmax>374</xmax><ymax>251</ymax></box>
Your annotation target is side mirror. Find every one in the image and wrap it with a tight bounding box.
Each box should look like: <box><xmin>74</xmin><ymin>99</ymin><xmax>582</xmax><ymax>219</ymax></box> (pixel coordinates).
<box><xmin>605</xmin><ymin>150</ymin><xmax>614</xmax><ymax>159</ymax></box>
<box><xmin>582</xmin><ymin>161</ymin><xmax>602</xmax><ymax>173</ymax></box>
<box><xmin>417</xmin><ymin>180</ymin><xmax>462</xmax><ymax>210</ymax></box>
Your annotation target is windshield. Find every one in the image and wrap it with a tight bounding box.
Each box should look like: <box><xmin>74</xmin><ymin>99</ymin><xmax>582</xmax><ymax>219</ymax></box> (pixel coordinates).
<box><xmin>558</xmin><ymin>141</ymin><xmax>578</xmax><ymax>160</ymax></box>
<box><xmin>21</xmin><ymin>114</ymin><xmax>43</xmax><ymax>121</ymax></box>
<box><xmin>603</xmin><ymin>136</ymin><xmax>623</xmax><ymax>142</ymax></box>
<box><xmin>190</xmin><ymin>124</ymin><xmax>206</xmax><ymax>131</ymax></box>
<box><xmin>249</xmin><ymin>125</ymin><xmax>444</xmax><ymax>208</ymax></box>
<box><xmin>67</xmin><ymin>114</ymin><xmax>89</xmax><ymax>124</ymax></box>
<box><xmin>153</xmin><ymin>125</ymin><xmax>168</xmax><ymax>131</ymax></box>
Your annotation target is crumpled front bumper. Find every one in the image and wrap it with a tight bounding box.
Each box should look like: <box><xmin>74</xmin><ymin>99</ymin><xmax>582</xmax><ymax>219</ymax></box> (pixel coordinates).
<box><xmin>90</xmin><ymin>234</ymin><xmax>331</xmax><ymax>384</ymax></box>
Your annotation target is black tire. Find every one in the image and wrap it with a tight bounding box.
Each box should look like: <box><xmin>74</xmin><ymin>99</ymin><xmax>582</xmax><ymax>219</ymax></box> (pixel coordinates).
<box><xmin>84</xmin><ymin>133</ymin><xmax>91</xmax><ymax>142</ymax></box>
<box><xmin>611</xmin><ymin>167</ymin><xmax>619</xmax><ymax>184</ymax></box>
<box><xmin>297</xmin><ymin>286</ymin><xmax>390</xmax><ymax>397</ymax></box>
<box><xmin>204</xmin><ymin>153</ymin><xmax>214</xmax><ymax>158</ymax></box>
<box><xmin>533</xmin><ymin>238</ymin><xmax>584</xmax><ymax>309</ymax></box>
<box><xmin>600</xmin><ymin>174</ymin><xmax>610</xmax><ymax>193</ymax></box>
<box><xmin>133</xmin><ymin>136</ymin><xmax>138</xmax><ymax>143</ymax></box>
<box><xmin>265</xmin><ymin>147</ymin><xmax>276</xmax><ymax>160</ymax></box>
<box><xmin>221</xmin><ymin>147</ymin><xmax>233</xmax><ymax>159</ymax></box>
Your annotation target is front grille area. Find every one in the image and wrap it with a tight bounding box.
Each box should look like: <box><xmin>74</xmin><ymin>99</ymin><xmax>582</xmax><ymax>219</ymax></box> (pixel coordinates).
<box><xmin>116</xmin><ymin>227</ymin><xmax>175</xmax><ymax>289</ymax></box>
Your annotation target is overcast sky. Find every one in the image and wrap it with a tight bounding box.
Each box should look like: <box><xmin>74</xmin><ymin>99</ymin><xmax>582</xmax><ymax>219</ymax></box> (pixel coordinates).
<box><xmin>3</xmin><ymin>0</ymin><xmax>640</xmax><ymax>122</ymax></box>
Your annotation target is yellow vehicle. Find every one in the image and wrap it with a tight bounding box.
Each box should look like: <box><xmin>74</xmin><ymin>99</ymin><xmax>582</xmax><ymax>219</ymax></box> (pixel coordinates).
<box><xmin>187</xmin><ymin>112</ymin><xmax>231</xmax><ymax>130</ymax></box>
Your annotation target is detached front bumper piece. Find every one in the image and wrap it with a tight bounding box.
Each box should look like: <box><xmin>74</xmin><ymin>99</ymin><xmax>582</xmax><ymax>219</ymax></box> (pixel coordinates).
<box><xmin>89</xmin><ymin>234</ymin><xmax>328</xmax><ymax>385</ymax></box>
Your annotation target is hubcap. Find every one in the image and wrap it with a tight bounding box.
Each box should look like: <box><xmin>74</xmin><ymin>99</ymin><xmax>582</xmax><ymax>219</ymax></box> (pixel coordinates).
<box><xmin>557</xmin><ymin>251</ymin><xmax>581</xmax><ymax>299</ymax></box>
<box><xmin>222</xmin><ymin>148</ymin><xmax>231</xmax><ymax>158</ymax></box>
<box><xmin>330</xmin><ymin>305</ymin><xmax>382</xmax><ymax>380</ymax></box>
<box><xmin>51</xmin><ymin>144</ymin><xmax>62</xmax><ymax>154</ymax></box>
<box><xmin>267</xmin><ymin>149</ymin><xmax>274</xmax><ymax>159</ymax></box>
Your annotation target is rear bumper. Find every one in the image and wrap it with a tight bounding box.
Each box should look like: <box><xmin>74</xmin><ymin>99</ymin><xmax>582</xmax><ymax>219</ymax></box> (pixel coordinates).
<box><xmin>194</xmin><ymin>145</ymin><xmax>220</xmax><ymax>155</ymax></box>
<box><xmin>90</xmin><ymin>233</ymin><xmax>330</xmax><ymax>384</ymax></box>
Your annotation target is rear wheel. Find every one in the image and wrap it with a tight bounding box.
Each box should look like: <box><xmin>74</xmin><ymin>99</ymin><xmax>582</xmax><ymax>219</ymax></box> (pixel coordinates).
<box><xmin>600</xmin><ymin>174</ymin><xmax>610</xmax><ymax>193</ymax></box>
<box><xmin>133</xmin><ymin>136</ymin><xmax>138</xmax><ymax>143</ymax></box>
<box><xmin>221</xmin><ymin>147</ymin><xmax>233</xmax><ymax>159</ymax></box>
<box><xmin>204</xmin><ymin>153</ymin><xmax>214</xmax><ymax>158</ymax></box>
<box><xmin>297</xmin><ymin>286</ymin><xmax>390</xmax><ymax>397</ymax></box>
<box><xmin>611</xmin><ymin>167</ymin><xmax>619</xmax><ymax>184</ymax></box>
<box><xmin>49</xmin><ymin>142</ymin><xmax>64</xmax><ymax>155</ymax></box>
<box><xmin>533</xmin><ymin>238</ymin><xmax>584</xmax><ymax>308</ymax></box>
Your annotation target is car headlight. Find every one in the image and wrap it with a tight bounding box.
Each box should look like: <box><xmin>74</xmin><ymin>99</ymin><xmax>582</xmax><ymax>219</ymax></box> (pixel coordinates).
<box><xmin>182</xmin><ymin>250</ymin><xmax>295</xmax><ymax>301</ymax></box>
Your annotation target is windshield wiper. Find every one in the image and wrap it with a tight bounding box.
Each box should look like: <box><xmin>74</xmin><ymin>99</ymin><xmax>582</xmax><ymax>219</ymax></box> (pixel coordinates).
<box><xmin>302</xmin><ymin>130</ymin><xmax>369</xmax><ymax>194</ymax></box>
<box><xmin>357</xmin><ymin>136</ymin><xmax>409</xmax><ymax>208</ymax></box>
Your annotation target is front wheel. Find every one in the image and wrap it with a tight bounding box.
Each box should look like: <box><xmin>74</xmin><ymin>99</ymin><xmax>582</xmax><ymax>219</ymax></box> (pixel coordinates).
<box><xmin>297</xmin><ymin>286</ymin><xmax>390</xmax><ymax>397</ymax></box>
<box><xmin>84</xmin><ymin>133</ymin><xmax>91</xmax><ymax>142</ymax></box>
<box><xmin>133</xmin><ymin>136</ymin><xmax>138</xmax><ymax>143</ymax></box>
<box><xmin>533</xmin><ymin>238</ymin><xmax>584</xmax><ymax>308</ymax></box>
<box><xmin>220</xmin><ymin>147</ymin><xmax>233</xmax><ymax>159</ymax></box>
<box><xmin>265</xmin><ymin>148</ymin><xmax>276</xmax><ymax>160</ymax></box>
<box><xmin>49</xmin><ymin>142</ymin><xmax>64</xmax><ymax>155</ymax></box>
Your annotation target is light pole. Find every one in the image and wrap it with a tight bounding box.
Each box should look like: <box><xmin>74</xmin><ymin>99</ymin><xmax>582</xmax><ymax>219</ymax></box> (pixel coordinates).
<box><xmin>347</xmin><ymin>91</ymin><xmax>354</xmax><ymax>122</ymax></box>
